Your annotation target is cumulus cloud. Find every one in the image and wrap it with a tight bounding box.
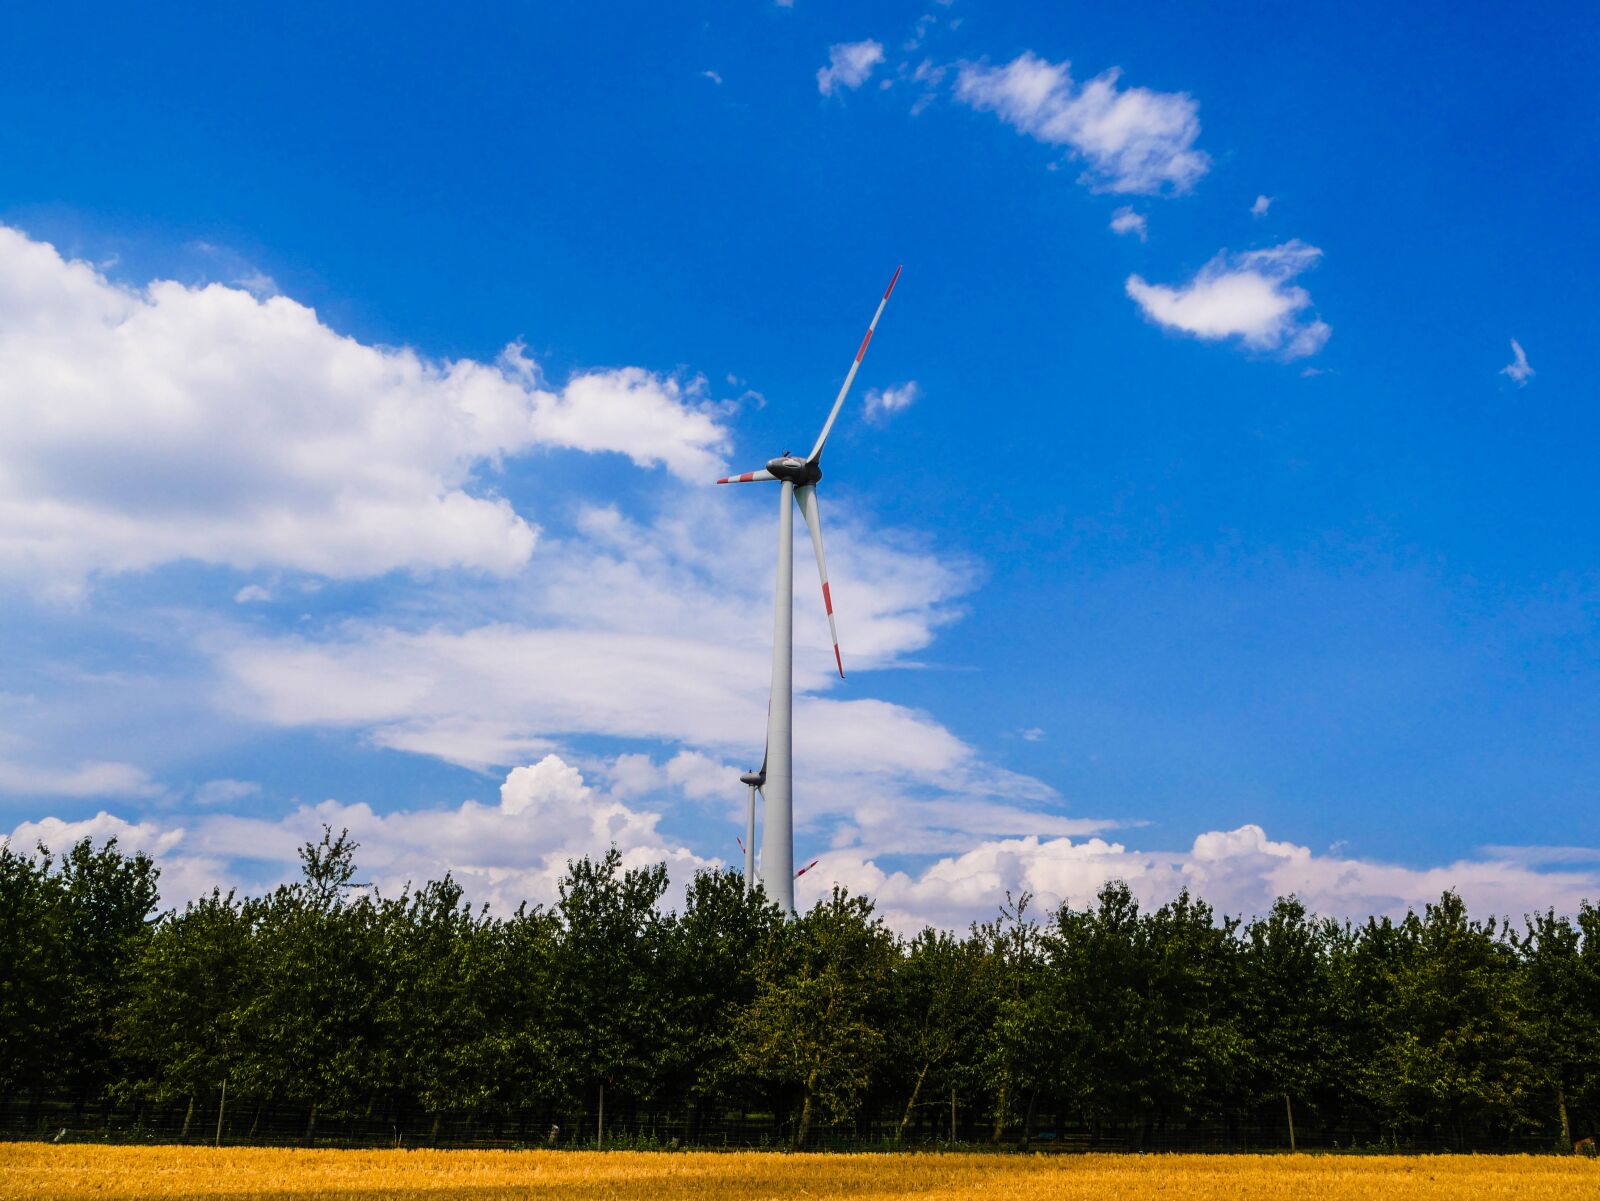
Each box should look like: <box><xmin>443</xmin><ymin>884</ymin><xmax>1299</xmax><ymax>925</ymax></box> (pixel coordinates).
<box><xmin>863</xmin><ymin>380</ymin><xmax>920</xmax><ymax>424</ymax></box>
<box><xmin>1251</xmin><ymin>194</ymin><xmax>1273</xmax><ymax>217</ymax></box>
<box><xmin>1501</xmin><ymin>338</ymin><xmax>1534</xmax><ymax>385</ymax></box>
<box><xmin>13</xmin><ymin>803</ymin><xmax>1598</xmax><ymax>935</ymax></box>
<box><xmin>4</xmin><ymin>756</ymin><xmax>711</xmax><ymax>911</ymax></box>
<box><xmin>0</xmin><ymin>225</ymin><xmax>730</xmax><ymax>590</ymax></box>
<box><xmin>817</xmin><ymin>40</ymin><xmax>886</xmax><ymax>96</ymax></box>
<box><xmin>1126</xmin><ymin>241</ymin><xmax>1331</xmax><ymax>359</ymax></box>
<box><xmin>1109</xmin><ymin>206</ymin><xmax>1148</xmax><ymax>240</ymax></box>
<box><xmin>813</xmin><ymin>823</ymin><xmax>1600</xmax><ymax>934</ymax></box>
<box><xmin>954</xmin><ymin>52</ymin><xmax>1208</xmax><ymax>194</ymax></box>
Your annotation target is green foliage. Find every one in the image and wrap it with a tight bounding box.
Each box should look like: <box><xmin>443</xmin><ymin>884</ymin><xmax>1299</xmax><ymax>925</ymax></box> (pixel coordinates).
<box><xmin>3</xmin><ymin>832</ymin><xmax>1596</xmax><ymax>1151</ymax></box>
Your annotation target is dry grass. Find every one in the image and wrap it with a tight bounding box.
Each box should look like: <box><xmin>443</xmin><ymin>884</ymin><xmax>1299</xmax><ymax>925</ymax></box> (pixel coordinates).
<box><xmin>1</xmin><ymin>1143</ymin><xmax>1594</xmax><ymax>1201</ymax></box>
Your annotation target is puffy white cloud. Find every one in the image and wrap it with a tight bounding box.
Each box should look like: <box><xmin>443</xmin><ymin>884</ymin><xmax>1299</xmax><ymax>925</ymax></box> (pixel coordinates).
<box><xmin>812</xmin><ymin>823</ymin><xmax>1600</xmax><ymax>934</ymax></box>
<box><xmin>5</xmin><ymin>755</ymin><xmax>709</xmax><ymax>912</ymax></box>
<box><xmin>17</xmin><ymin>803</ymin><xmax>1594</xmax><ymax>936</ymax></box>
<box><xmin>0</xmin><ymin>225</ymin><xmax>730</xmax><ymax>590</ymax></box>
<box><xmin>863</xmin><ymin>380</ymin><xmax>920</xmax><ymax>424</ymax></box>
<box><xmin>817</xmin><ymin>40</ymin><xmax>886</xmax><ymax>96</ymax></box>
<box><xmin>0</xmin><ymin>757</ymin><xmax>160</xmax><ymax>799</ymax></box>
<box><xmin>1109</xmin><ymin>206</ymin><xmax>1148</xmax><ymax>240</ymax></box>
<box><xmin>1501</xmin><ymin>338</ymin><xmax>1534</xmax><ymax>385</ymax></box>
<box><xmin>954</xmin><ymin>52</ymin><xmax>1208</xmax><ymax>195</ymax></box>
<box><xmin>1126</xmin><ymin>241</ymin><xmax>1331</xmax><ymax>359</ymax></box>
<box><xmin>1251</xmin><ymin>194</ymin><xmax>1273</xmax><ymax>217</ymax></box>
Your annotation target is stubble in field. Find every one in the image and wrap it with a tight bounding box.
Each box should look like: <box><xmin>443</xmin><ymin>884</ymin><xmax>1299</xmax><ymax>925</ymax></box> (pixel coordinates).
<box><xmin>2</xmin><ymin>1144</ymin><xmax>1595</xmax><ymax>1201</ymax></box>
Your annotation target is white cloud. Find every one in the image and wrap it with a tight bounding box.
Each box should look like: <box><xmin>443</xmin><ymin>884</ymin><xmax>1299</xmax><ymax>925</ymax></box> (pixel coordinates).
<box><xmin>1109</xmin><ymin>206</ymin><xmax>1148</xmax><ymax>241</ymax></box>
<box><xmin>954</xmin><ymin>52</ymin><xmax>1208</xmax><ymax>194</ymax></box>
<box><xmin>812</xmin><ymin>823</ymin><xmax>1600</xmax><ymax>934</ymax></box>
<box><xmin>1017</xmin><ymin>727</ymin><xmax>1044</xmax><ymax>742</ymax></box>
<box><xmin>817</xmin><ymin>40</ymin><xmax>886</xmax><ymax>97</ymax></box>
<box><xmin>700</xmin><ymin>70</ymin><xmax>723</xmax><ymax>86</ymax></box>
<box><xmin>863</xmin><ymin>380</ymin><xmax>920</xmax><ymax>424</ymax></box>
<box><xmin>0</xmin><ymin>225</ymin><xmax>730</xmax><ymax>590</ymax></box>
<box><xmin>5</xmin><ymin>755</ymin><xmax>709</xmax><ymax>912</ymax></box>
<box><xmin>1126</xmin><ymin>241</ymin><xmax>1331</xmax><ymax>359</ymax></box>
<box><xmin>233</xmin><ymin>584</ymin><xmax>271</xmax><ymax>604</ymax></box>
<box><xmin>208</xmin><ymin>487</ymin><xmax>1114</xmax><ymax>860</ymax></box>
<box><xmin>0</xmin><ymin>757</ymin><xmax>160</xmax><ymax>799</ymax></box>
<box><xmin>1501</xmin><ymin>338</ymin><xmax>1534</xmax><ymax>385</ymax></box>
<box><xmin>1251</xmin><ymin>194</ymin><xmax>1272</xmax><ymax>217</ymax></box>
<box><xmin>15</xmin><ymin>803</ymin><xmax>1597</xmax><ymax>937</ymax></box>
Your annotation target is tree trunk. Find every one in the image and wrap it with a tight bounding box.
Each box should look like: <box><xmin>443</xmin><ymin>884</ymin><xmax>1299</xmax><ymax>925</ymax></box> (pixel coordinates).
<box><xmin>950</xmin><ymin>1088</ymin><xmax>957</xmax><ymax>1144</ymax></box>
<box><xmin>990</xmin><ymin>1076</ymin><xmax>1008</xmax><ymax>1143</ymax></box>
<box><xmin>180</xmin><ymin>1095</ymin><xmax>195</xmax><ymax>1142</ymax></box>
<box><xmin>1022</xmin><ymin>1089</ymin><xmax>1037</xmax><ymax>1146</ymax></box>
<box><xmin>305</xmin><ymin>1102</ymin><xmax>318</xmax><ymax>1144</ymax></box>
<box><xmin>898</xmin><ymin>1062</ymin><xmax>930</xmax><ymax>1143</ymax></box>
<box><xmin>796</xmin><ymin>1072</ymin><xmax>818</xmax><ymax>1149</ymax></box>
<box><xmin>430</xmin><ymin>1113</ymin><xmax>442</xmax><ymax>1145</ymax></box>
<box><xmin>1283</xmin><ymin>1093</ymin><xmax>1296</xmax><ymax>1152</ymax></box>
<box><xmin>1558</xmin><ymin>1080</ymin><xmax>1571</xmax><ymax>1147</ymax></box>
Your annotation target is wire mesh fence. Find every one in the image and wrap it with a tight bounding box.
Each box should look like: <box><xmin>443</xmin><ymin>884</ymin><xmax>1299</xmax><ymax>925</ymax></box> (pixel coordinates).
<box><xmin>0</xmin><ymin>1093</ymin><xmax>1572</xmax><ymax>1155</ymax></box>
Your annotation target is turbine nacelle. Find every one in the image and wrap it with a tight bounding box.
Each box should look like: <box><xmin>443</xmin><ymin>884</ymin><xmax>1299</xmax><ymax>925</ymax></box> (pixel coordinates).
<box><xmin>739</xmin><ymin>769</ymin><xmax>766</xmax><ymax>787</ymax></box>
<box><xmin>766</xmin><ymin>455</ymin><xmax>821</xmax><ymax>485</ymax></box>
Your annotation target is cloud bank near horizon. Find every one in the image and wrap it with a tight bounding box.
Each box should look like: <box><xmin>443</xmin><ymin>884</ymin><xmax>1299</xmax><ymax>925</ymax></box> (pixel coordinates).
<box><xmin>8</xmin><ymin>760</ymin><xmax>1597</xmax><ymax>934</ymax></box>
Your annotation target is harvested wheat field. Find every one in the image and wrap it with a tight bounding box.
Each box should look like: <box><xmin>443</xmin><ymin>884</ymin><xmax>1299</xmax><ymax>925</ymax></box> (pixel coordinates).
<box><xmin>1</xmin><ymin>1145</ymin><xmax>1596</xmax><ymax>1201</ymax></box>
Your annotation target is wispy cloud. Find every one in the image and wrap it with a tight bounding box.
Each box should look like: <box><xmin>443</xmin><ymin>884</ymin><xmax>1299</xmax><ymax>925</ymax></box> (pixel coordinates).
<box><xmin>1501</xmin><ymin>338</ymin><xmax>1534</xmax><ymax>385</ymax></box>
<box><xmin>0</xmin><ymin>757</ymin><xmax>160</xmax><ymax>800</ymax></box>
<box><xmin>700</xmin><ymin>69</ymin><xmax>722</xmax><ymax>86</ymax></box>
<box><xmin>864</xmin><ymin>380</ymin><xmax>920</xmax><ymax>424</ymax></box>
<box><xmin>1126</xmin><ymin>241</ymin><xmax>1331</xmax><ymax>359</ymax></box>
<box><xmin>954</xmin><ymin>52</ymin><xmax>1208</xmax><ymax>194</ymax></box>
<box><xmin>1251</xmin><ymin>194</ymin><xmax>1272</xmax><ymax>217</ymax></box>
<box><xmin>817</xmin><ymin>40</ymin><xmax>886</xmax><ymax>97</ymax></box>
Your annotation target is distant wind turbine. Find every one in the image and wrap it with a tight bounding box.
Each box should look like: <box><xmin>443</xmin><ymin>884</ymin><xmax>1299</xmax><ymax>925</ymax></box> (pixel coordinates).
<box><xmin>719</xmin><ymin>267</ymin><xmax>902</xmax><ymax>913</ymax></box>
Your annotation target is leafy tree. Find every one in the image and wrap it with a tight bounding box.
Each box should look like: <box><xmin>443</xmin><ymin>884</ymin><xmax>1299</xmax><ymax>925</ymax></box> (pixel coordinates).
<box><xmin>1367</xmin><ymin>892</ymin><xmax>1537</xmax><ymax>1146</ymax></box>
<box><xmin>737</xmin><ymin>886</ymin><xmax>896</xmax><ymax>1146</ymax></box>
<box><xmin>117</xmin><ymin>889</ymin><xmax>251</xmax><ymax>1134</ymax></box>
<box><xmin>548</xmin><ymin>849</ymin><xmax>672</xmax><ymax>1118</ymax></box>
<box><xmin>887</xmin><ymin>928</ymin><xmax>990</xmax><ymax>1141</ymax></box>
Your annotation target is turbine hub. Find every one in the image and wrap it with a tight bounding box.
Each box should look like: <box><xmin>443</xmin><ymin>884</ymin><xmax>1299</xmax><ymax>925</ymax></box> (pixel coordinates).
<box><xmin>739</xmin><ymin>770</ymin><xmax>766</xmax><ymax>787</ymax></box>
<box><xmin>766</xmin><ymin>455</ymin><xmax>821</xmax><ymax>485</ymax></box>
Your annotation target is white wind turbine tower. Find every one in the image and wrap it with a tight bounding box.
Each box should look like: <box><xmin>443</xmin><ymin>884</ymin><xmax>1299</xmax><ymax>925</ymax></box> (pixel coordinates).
<box><xmin>718</xmin><ymin>266</ymin><xmax>901</xmax><ymax>913</ymax></box>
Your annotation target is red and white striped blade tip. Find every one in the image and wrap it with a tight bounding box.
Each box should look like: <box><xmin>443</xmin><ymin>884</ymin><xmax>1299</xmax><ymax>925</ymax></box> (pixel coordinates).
<box><xmin>795</xmin><ymin>858</ymin><xmax>820</xmax><ymax>878</ymax></box>
<box><xmin>884</xmin><ymin>264</ymin><xmax>902</xmax><ymax>300</ymax></box>
<box><xmin>715</xmin><ymin>469</ymin><xmax>771</xmax><ymax>484</ymax></box>
<box><xmin>833</xmin><ymin>645</ymin><xmax>844</xmax><ymax>679</ymax></box>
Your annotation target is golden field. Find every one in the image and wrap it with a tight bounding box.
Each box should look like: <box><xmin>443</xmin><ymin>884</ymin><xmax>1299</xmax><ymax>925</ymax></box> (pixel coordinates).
<box><xmin>1</xmin><ymin>1144</ymin><xmax>1595</xmax><ymax>1201</ymax></box>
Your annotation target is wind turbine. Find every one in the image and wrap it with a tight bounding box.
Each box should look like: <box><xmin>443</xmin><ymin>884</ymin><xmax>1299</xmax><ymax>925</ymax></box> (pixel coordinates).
<box><xmin>718</xmin><ymin>266</ymin><xmax>901</xmax><ymax>913</ymax></box>
<box><xmin>738</xmin><ymin>755</ymin><xmax>764</xmax><ymax>894</ymax></box>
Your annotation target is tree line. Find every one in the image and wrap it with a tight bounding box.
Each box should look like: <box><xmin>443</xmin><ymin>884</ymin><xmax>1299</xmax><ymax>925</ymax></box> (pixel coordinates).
<box><xmin>1</xmin><ymin>829</ymin><xmax>1597</xmax><ymax>1151</ymax></box>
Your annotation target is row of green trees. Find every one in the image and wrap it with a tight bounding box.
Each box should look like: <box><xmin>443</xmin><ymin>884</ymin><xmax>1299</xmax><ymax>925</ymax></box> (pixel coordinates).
<box><xmin>2</xmin><ymin>830</ymin><xmax>1597</xmax><ymax>1149</ymax></box>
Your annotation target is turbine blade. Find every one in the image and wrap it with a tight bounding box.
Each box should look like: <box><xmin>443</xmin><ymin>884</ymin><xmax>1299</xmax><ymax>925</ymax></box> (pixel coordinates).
<box><xmin>796</xmin><ymin>858</ymin><xmax>820</xmax><ymax>878</ymax></box>
<box><xmin>807</xmin><ymin>265</ymin><xmax>903</xmax><ymax>464</ymax></box>
<box><xmin>717</xmin><ymin>468</ymin><xmax>777</xmax><ymax>484</ymax></box>
<box><xmin>795</xmin><ymin>484</ymin><xmax>842</xmax><ymax>678</ymax></box>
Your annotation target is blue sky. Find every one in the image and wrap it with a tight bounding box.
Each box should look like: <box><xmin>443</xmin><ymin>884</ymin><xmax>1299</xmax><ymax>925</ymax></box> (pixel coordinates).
<box><xmin>2</xmin><ymin>1</ymin><xmax>1597</xmax><ymax>928</ymax></box>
